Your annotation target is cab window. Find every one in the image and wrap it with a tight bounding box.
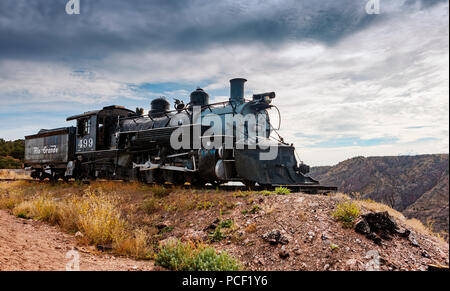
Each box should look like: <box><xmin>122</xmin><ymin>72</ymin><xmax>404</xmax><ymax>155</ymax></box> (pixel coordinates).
<box><xmin>77</xmin><ymin>118</ymin><xmax>91</xmax><ymax>136</ymax></box>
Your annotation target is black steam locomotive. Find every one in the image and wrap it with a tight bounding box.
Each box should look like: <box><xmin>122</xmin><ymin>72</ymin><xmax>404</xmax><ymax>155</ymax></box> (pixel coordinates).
<box><xmin>24</xmin><ymin>78</ymin><xmax>335</xmax><ymax>192</ymax></box>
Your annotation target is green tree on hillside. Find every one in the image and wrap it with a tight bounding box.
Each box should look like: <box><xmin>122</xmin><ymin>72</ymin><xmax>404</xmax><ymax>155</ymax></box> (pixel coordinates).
<box><xmin>0</xmin><ymin>139</ymin><xmax>24</xmax><ymax>169</ymax></box>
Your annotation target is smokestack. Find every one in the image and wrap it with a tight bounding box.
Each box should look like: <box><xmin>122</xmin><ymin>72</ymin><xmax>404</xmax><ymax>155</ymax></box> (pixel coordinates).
<box><xmin>229</xmin><ymin>78</ymin><xmax>247</xmax><ymax>104</ymax></box>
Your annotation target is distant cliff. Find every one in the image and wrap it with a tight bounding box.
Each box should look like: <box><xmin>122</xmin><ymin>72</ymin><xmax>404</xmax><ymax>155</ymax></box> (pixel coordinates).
<box><xmin>310</xmin><ymin>154</ymin><xmax>449</xmax><ymax>233</ymax></box>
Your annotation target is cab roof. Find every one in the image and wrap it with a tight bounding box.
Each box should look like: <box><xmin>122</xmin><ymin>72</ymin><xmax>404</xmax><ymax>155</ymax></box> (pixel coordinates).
<box><xmin>66</xmin><ymin>105</ymin><xmax>134</xmax><ymax>121</ymax></box>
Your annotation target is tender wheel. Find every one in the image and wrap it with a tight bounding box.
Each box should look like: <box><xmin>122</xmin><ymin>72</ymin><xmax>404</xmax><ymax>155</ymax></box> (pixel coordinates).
<box><xmin>163</xmin><ymin>170</ymin><xmax>185</xmax><ymax>186</ymax></box>
<box><xmin>153</xmin><ymin>169</ymin><xmax>165</xmax><ymax>185</ymax></box>
<box><xmin>243</xmin><ymin>180</ymin><xmax>256</xmax><ymax>190</ymax></box>
<box><xmin>259</xmin><ymin>183</ymin><xmax>272</xmax><ymax>190</ymax></box>
<box><xmin>187</xmin><ymin>176</ymin><xmax>206</xmax><ymax>187</ymax></box>
<box><xmin>210</xmin><ymin>181</ymin><xmax>222</xmax><ymax>188</ymax></box>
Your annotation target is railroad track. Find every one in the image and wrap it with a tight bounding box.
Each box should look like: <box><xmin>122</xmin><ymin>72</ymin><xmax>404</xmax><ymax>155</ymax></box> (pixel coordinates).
<box><xmin>0</xmin><ymin>178</ymin><xmax>336</xmax><ymax>194</ymax></box>
<box><xmin>0</xmin><ymin>178</ymin><xmax>34</xmax><ymax>182</ymax></box>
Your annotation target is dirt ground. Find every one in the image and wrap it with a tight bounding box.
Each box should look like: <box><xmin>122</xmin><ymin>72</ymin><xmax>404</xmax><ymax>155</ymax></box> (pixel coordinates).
<box><xmin>0</xmin><ymin>209</ymin><xmax>155</xmax><ymax>271</ymax></box>
<box><xmin>0</xmin><ymin>180</ymin><xmax>448</xmax><ymax>271</ymax></box>
<box><xmin>151</xmin><ymin>192</ymin><xmax>448</xmax><ymax>271</ymax></box>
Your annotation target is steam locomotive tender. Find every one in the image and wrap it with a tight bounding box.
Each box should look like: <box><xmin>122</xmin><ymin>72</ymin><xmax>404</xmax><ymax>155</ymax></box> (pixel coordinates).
<box><xmin>24</xmin><ymin>78</ymin><xmax>335</xmax><ymax>192</ymax></box>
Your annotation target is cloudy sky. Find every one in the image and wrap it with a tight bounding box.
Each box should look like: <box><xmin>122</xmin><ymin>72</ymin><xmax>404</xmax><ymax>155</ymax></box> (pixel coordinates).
<box><xmin>0</xmin><ymin>0</ymin><xmax>448</xmax><ymax>166</ymax></box>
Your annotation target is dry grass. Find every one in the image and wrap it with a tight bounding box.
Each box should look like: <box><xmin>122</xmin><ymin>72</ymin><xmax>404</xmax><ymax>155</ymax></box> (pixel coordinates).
<box><xmin>72</xmin><ymin>189</ymin><xmax>127</xmax><ymax>246</ymax></box>
<box><xmin>298</xmin><ymin>209</ymin><xmax>307</xmax><ymax>221</ymax></box>
<box><xmin>330</xmin><ymin>192</ymin><xmax>352</xmax><ymax>201</ymax></box>
<box><xmin>0</xmin><ymin>170</ymin><xmax>30</xmax><ymax>180</ymax></box>
<box><xmin>262</xmin><ymin>204</ymin><xmax>275</xmax><ymax>215</ymax></box>
<box><xmin>57</xmin><ymin>199</ymin><xmax>80</xmax><ymax>233</ymax></box>
<box><xmin>404</xmin><ymin>218</ymin><xmax>433</xmax><ymax>236</ymax></box>
<box><xmin>0</xmin><ymin>189</ymin><xmax>25</xmax><ymax>209</ymax></box>
<box><xmin>155</xmin><ymin>191</ymin><xmax>225</xmax><ymax>213</ymax></box>
<box><xmin>0</xmin><ymin>181</ymin><xmax>236</xmax><ymax>259</ymax></box>
<box><xmin>0</xmin><ymin>182</ymin><xmax>153</xmax><ymax>259</ymax></box>
<box><xmin>89</xmin><ymin>180</ymin><xmax>142</xmax><ymax>193</ymax></box>
<box><xmin>356</xmin><ymin>198</ymin><xmax>405</xmax><ymax>220</ymax></box>
<box><xmin>149</xmin><ymin>185</ymin><xmax>172</xmax><ymax>198</ymax></box>
<box><xmin>141</xmin><ymin>197</ymin><xmax>161</xmax><ymax>214</ymax></box>
<box><xmin>245</xmin><ymin>223</ymin><xmax>257</xmax><ymax>233</ymax></box>
<box><xmin>115</xmin><ymin>228</ymin><xmax>152</xmax><ymax>259</ymax></box>
<box><xmin>233</xmin><ymin>188</ymin><xmax>291</xmax><ymax>198</ymax></box>
<box><xmin>13</xmin><ymin>195</ymin><xmax>59</xmax><ymax>224</ymax></box>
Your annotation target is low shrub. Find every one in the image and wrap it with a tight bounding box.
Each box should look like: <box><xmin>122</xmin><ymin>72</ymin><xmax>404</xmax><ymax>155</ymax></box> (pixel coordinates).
<box><xmin>332</xmin><ymin>201</ymin><xmax>360</xmax><ymax>228</ymax></box>
<box><xmin>241</xmin><ymin>205</ymin><xmax>261</xmax><ymax>215</ymax></box>
<box><xmin>155</xmin><ymin>240</ymin><xmax>242</xmax><ymax>271</ymax></box>
<box><xmin>160</xmin><ymin>226</ymin><xmax>174</xmax><ymax>233</ymax></box>
<box><xmin>274</xmin><ymin>186</ymin><xmax>291</xmax><ymax>195</ymax></box>
<box><xmin>219</xmin><ymin>219</ymin><xmax>233</xmax><ymax>229</ymax></box>
<box><xmin>259</xmin><ymin>190</ymin><xmax>274</xmax><ymax>196</ymax></box>
<box><xmin>249</xmin><ymin>205</ymin><xmax>261</xmax><ymax>214</ymax></box>
<box><xmin>330</xmin><ymin>243</ymin><xmax>339</xmax><ymax>251</ymax></box>
<box><xmin>209</xmin><ymin>227</ymin><xmax>226</xmax><ymax>242</ymax></box>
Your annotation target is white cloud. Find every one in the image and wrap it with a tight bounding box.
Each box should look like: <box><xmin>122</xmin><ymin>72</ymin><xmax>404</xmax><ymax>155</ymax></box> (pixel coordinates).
<box><xmin>0</xmin><ymin>60</ymin><xmax>142</xmax><ymax>106</ymax></box>
<box><xmin>0</xmin><ymin>2</ymin><xmax>448</xmax><ymax>165</ymax></box>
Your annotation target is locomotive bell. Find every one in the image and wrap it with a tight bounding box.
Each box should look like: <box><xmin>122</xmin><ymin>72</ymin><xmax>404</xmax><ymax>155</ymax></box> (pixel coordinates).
<box><xmin>189</xmin><ymin>88</ymin><xmax>209</xmax><ymax>107</ymax></box>
<box><xmin>174</xmin><ymin>99</ymin><xmax>185</xmax><ymax>111</ymax></box>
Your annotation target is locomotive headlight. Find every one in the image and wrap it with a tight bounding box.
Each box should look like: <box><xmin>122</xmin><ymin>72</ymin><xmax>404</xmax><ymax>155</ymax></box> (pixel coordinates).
<box><xmin>252</xmin><ymin>92</ymin><xmax>276</xmax><ymax>104</ymax></box>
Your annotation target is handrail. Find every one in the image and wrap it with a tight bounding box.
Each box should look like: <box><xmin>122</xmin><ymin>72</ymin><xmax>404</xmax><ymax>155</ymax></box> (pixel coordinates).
<box><xmin>118</xmin><ymin>100</ymin><xmax>247</xmax><ymax>121</ymax></box>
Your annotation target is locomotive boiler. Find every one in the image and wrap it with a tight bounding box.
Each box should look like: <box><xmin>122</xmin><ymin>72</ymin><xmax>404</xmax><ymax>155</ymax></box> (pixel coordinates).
<box><xmin>24</xmin><ymin>78</ymin><xmax>336</xmax><ymax>193</ymax></box>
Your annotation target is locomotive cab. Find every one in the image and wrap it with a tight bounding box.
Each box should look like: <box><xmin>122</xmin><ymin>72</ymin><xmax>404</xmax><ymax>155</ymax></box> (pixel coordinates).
<box><xmin>67</xmin><ymin>105</ymin><xmax>134</xmax><ymax>153</ymax></box>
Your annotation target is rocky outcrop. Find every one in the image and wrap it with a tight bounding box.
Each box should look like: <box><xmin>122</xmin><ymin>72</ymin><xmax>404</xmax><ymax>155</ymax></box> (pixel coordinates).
<box><xmin>355</xmin><ymin>211</ymin><xmax>413</xmax><ymax>246</ymax></box>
